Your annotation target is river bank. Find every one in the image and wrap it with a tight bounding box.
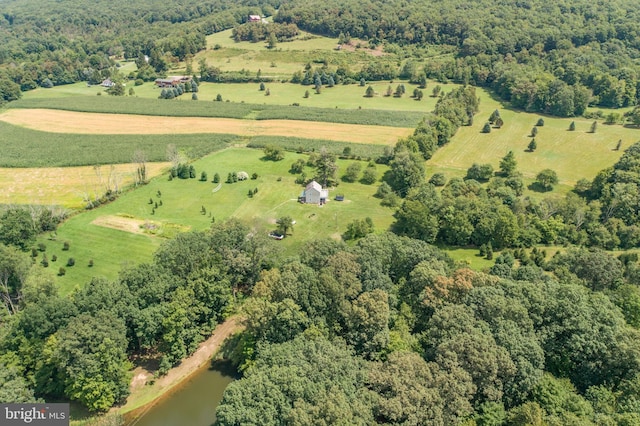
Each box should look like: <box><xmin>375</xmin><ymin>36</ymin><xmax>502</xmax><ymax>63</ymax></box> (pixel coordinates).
<box><xmin>119</xmin><ymin>316</ymin><xmax>243</xmax><ymax>419</ymax></box>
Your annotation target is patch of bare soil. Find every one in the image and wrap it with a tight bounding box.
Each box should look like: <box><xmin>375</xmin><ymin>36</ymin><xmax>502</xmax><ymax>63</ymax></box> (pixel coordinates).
<box><xmin>91</xmin><ymin>215</ymin><xmax>149</xmax><ymax>235</ymax></box>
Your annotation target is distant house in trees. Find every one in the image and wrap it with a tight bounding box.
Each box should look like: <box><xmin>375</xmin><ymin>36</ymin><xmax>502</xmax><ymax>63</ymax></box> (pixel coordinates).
<box><xmin>154</xmin><ymin>76</ymin><xmax>192</xmax><ymax>88</ymax></box>
<box><xmin>299</xmin><ymin>181</ymin><xmax>329</xmax><ymax>205</ymax></box>
<box><xmin>248</xmin><ymin>15</ymin><xmax>262</xmax><ymax>22</ymax></box>
<box><xmin>100</xmin><ymin>78</ymin><xmax>115</xmax><ymax>87</ymax></box>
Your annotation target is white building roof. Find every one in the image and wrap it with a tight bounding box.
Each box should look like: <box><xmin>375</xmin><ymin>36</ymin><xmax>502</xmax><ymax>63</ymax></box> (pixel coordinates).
<box><xmin>305</xmin><ymin>181</ymin><xmax>323</xmax><ymax>192</ymax></box>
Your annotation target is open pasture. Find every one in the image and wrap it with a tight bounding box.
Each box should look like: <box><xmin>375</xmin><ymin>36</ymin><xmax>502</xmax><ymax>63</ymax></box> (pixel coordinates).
<box><xmin>0</xmin><ymin>163</ymin><xmax>169</xmax><ymax>209</ymax></box>
<box><xmin>198</xmin><ymin>28</ymin><xmax>379</xmax><ymax>77</ymax></box>
<box><xmin>42</xmin><ymin>147</ymin><xmax>393</xmax><ymax>292</ymax></box>
<box><xmin>428</xmin><ymin>89</ymin><xmax>634</xmax><ymax>189</ymax></box>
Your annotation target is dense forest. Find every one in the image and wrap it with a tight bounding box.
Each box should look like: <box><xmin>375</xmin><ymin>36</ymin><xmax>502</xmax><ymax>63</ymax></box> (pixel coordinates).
<box><xmin>277</xmin><ymin>0</ymin><xmax>640</xmax><ymax>115</ymax></box>
<box><xmin>216</xmin><ymin>233</ymin><xmax>640</xmax><ymax>425</ymax></box>
<box><xmin>3</xmin><ymin>211</ymin><xmax>640</xmax><ymax>424</ymax></box>
<box><xmin>1</xmin><ymin>0</ymin><xmax>640</xmax><ymax>115</ymax></box>
<box><xmin>0</xmin><ymin>219</ymin><xmax>266</xmax><ymax>411</ymax></box>
<box><xmin>0</xmin><ymin>0</ymin><xmax>281</xmax><ymax>99</ymax></box>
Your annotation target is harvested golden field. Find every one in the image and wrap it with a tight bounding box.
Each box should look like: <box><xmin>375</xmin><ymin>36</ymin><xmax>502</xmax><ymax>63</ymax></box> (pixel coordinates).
<box><xmin>0</xmin><ymin>163</ymin><xmax>169</xmax><ymax>209</ymax></box>
<box><xmin>0</xmin><ymin>109</ymin><xmax>411</xmax><ymax>145</ymax></box>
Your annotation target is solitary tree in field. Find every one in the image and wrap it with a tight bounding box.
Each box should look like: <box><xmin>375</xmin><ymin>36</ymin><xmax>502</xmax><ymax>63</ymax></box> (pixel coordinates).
<box><xmin>314</xmin><ymin>147</ymin><xmax>338</xmax><ymax>187</ymax></box>
<box><xmin>531</xmin><ymin>126</ymin><xmax>538</xmax><ymax>137</ymax></box>
<box><xmin>419</xmin><ymin>74</ymin><xmax>427</xmax><ymax>89</ymax></box>
<box><xmin>276</xmin><ymin>216</ymin><xmax>294</xmax><ymax>236</ymax></box>
<box><xmin>259</xmin><ymin>82</ymin><xmax>265</xmax><ymax>91</ymax></box>
<box><xmin>500</xmin><ymin>151</ymin><xmax>517</xmax><ymax>177</ymax></box>
<box><xmin>528</xmin><ymin>138</ymin><xmax>537</xmax><ymax>152</ymax></box>
<box><xmin>386</xmin><ymin>85</ymin><xmax>393</xmax><ymax>97</ymax></box>
<box><xmin>263</xmin><ymin>145</ymin><xmax>285</xmax><ymax>161</ymax></box>
<box><xmin>432</xmin><ymin>85</ymin><xmax>442</xmax><ymax>97</ymax></box>
<box><xmin>489</xmin><ymin>109</ymin><xmax>500</xmax><ymax>124</ymax></box>
<box><xmin>536</xmin><ymin>118</ymin><xmax>544</xmax><ymax>127</ymax></box>
<box><xmin>365</xmin><ymin>85</ymin><xmax>375</xmax><ymax>98</ymax></box>
<box><xmin>616</xmin><ymin>139</ymin><xmax>622</xmax><ymax>151</ymax></box>
<box><xmin>590</xmin><ymin>121</ymin><xmax>597</xmax><ymax>133</ymax></box>
<box><xmin>107</xmin><ymin>82</ymin><xmax>125</xmax><ymax>96</ymax></box>
<box><xmin>536</xmin><ymin>169</ymin><xmax>559</xmax><ymax>191</ymax></box>
<box><xmin>482</xmin><ymin>122</ymin><xmax>492</xmax><ymax>133</ymax></box>
<box><xmin>494</xmin><ymin>117</ymin><xmax>504</xmax><ymax>128</ymax></box>
<box><xmin>304</xmin><ymin>90</ymin><xmax>309</xmax><ymax>98</ymax></box>
<box><xmin>569</xmin><ymin>121</ymin><xmax>576</xmax><ymax>131</ymax></box>
<box><xmin>132</xmin><ymin>150</ymin><xmax>147</xmax><ymax>186</ymax></box>
<box><xmin>267</xmin><ymin>32</ymin><xmax>277</xmax><ymax>49</ymax></box>
<box><xmin>342</xmin><ymin>162</ymin><xmax>362</xmax><ymax>182</ymax></box>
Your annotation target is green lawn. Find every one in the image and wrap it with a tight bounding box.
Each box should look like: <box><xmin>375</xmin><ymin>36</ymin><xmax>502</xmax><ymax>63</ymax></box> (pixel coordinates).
<box><xmin>42</xmin><ymin>147</ymin><xmax>395</xmax><ymax>293</ymax></box>
<box><xmin>427</xmin><ymin>87</ymin><xmax>636</xmax><ymax>191</ymax></box>
<box><xmin>21</xmin><ymin>80</ymin><xmax>453</xmax><ymax>115</ymax></box>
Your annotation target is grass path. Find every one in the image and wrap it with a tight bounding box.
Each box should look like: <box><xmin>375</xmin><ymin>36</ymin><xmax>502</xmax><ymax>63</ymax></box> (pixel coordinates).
<box><xmin>0</xmin><ymin>109</ymin><xmax>411</xmax><ymax>145</ymax></box>
<box><xmin>120</xmin><ymin>316</ymin><xmax>243</xmax><ymax>419</ymax></box>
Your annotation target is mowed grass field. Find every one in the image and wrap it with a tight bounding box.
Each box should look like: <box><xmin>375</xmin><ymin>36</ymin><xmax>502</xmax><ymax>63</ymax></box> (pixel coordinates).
<box><xmin>427</xmin><ymin>89</ymin><xmax>638</xmax><ymax>193</ymax></box>
<box><xmin>43</xmin><ymin>147</ymin><xmax>393</xmax><ymax>293</ymax></box>
<box><xmin>19</xmin><ymin>80</ymin><xmax>452</xmax><ymax>115</ymax></box>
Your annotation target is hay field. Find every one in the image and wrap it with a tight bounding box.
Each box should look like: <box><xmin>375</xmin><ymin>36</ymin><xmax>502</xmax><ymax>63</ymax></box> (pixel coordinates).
<box><xmin>428</xmin><ymin>89</ymin><xmax>635</xmax><ymax>188</ymax></box>
<box><xmin>0</xmin><ymin>163</ymin><xmax>169</xmax><ymax>209</ymax></box>
<box><xmin>0</xmin><ymin>109</ymin><xmax>411</xmax><ymax>145</ymax></box>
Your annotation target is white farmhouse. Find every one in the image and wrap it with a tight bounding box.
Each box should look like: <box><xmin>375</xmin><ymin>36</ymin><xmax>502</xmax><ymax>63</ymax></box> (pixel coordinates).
<box><xmin>301</xmin><ymin>180</ymin><xmax>329</xmax><ymax>205</ymax></box>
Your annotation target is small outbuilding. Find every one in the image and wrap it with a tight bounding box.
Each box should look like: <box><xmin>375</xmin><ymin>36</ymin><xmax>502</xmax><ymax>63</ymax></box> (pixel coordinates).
<box><xmin>300</xmin><ymin>180</ymin><xmax>328</xmax><ymax>205</ymax></box>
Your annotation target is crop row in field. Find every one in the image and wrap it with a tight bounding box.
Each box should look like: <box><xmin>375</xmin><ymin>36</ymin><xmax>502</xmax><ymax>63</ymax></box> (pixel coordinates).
<box><xmin>10</xmin><ymin>95</ymin><xmax>426</xmax><ymax>127</ymax></box>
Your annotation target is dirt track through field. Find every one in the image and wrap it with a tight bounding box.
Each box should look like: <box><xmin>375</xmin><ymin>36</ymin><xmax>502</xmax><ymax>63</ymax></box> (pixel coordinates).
<box><xmin>0</xmin><ymin>109</ymin><xmax>411</xmax><ymax>145</ymax></box>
